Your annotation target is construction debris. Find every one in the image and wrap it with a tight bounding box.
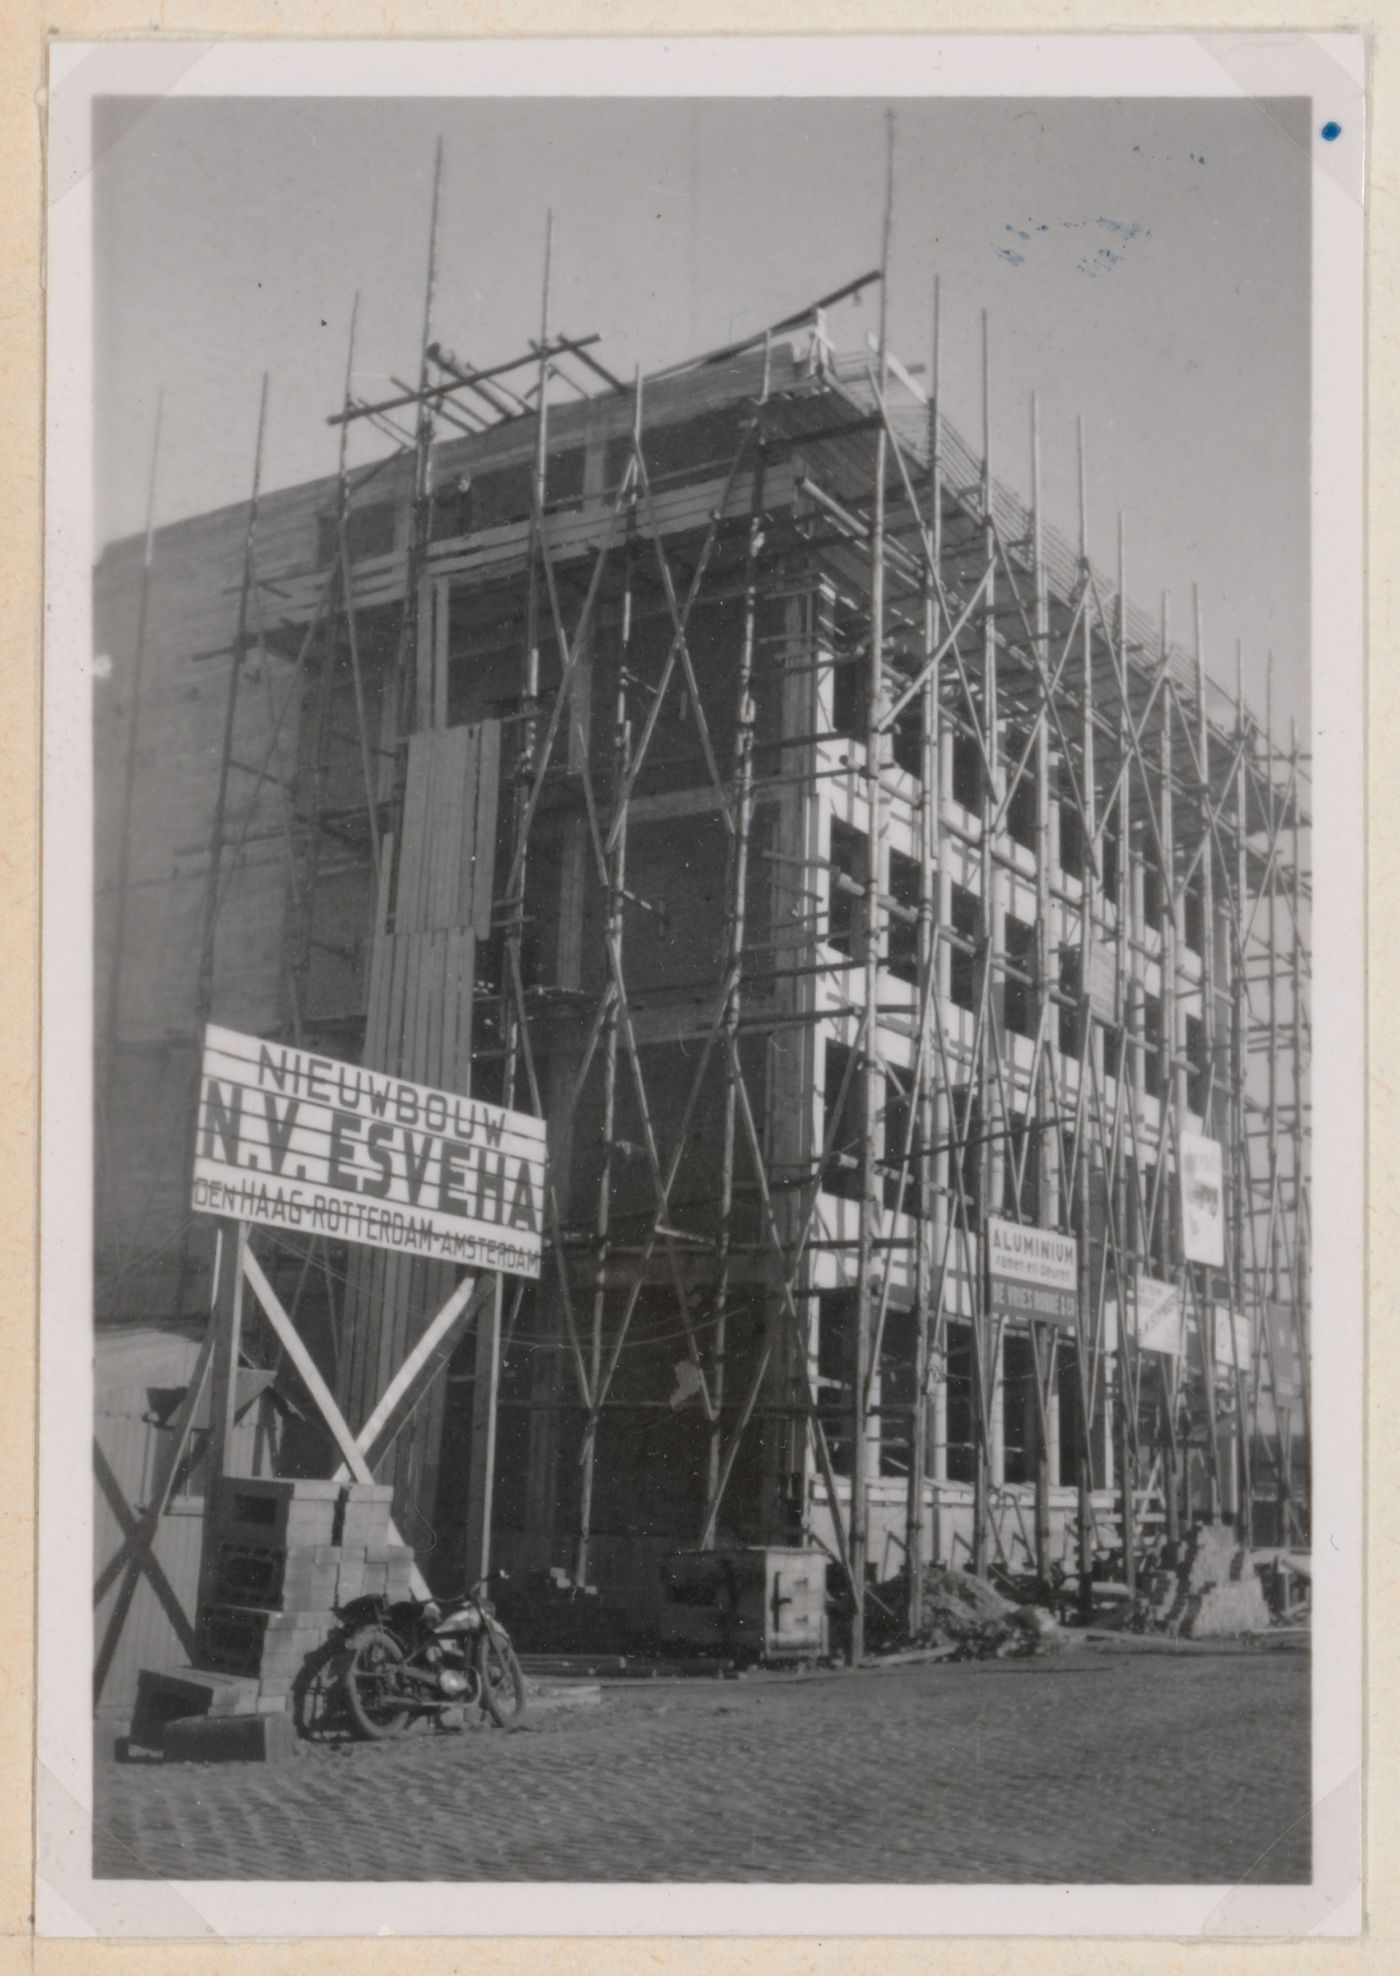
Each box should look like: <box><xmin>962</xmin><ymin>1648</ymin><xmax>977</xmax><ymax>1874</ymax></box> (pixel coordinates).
<box><xmin>1095</xmin><ymin>1522</ymin><xmax>1273</xmax><ymax>1639</ymax></box>
<box><xmin>871</xmin><ymin>1566</ymin><xmax>1063</xmax><ymax>1662</ymax></box>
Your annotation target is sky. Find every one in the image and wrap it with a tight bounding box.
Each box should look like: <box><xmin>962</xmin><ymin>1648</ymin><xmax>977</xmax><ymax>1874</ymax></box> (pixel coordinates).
<box><xmin>92</xmin><ymin>93</ymin><xmax>1311</xmax><ymax>730</ymax></box>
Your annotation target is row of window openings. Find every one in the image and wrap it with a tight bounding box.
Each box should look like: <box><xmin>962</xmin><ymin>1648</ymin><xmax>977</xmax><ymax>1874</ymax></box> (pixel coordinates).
<box><xmin>818</xmin><ymin>1299</ymin><xmax>1101</xmax><ymax>1487</ymax></box>
<box><xmin>828</xmin><ymin>831</ymin><xmax>1209</xmax><ymax>1100</ymax></box>
<box><xmin>828</xmin><ymin>823</ymin><xmax>1202</xmax><ymax>977</ymax></box>
<box><xmin>829</xmin><ymin>701</ymin><xmax>1184</xmax><ymax>913</ymax></box>
<box><xmin>821</xmin><ymin>1038</ymin><xmax>1179</xmax><ymax>1261</ymax></box>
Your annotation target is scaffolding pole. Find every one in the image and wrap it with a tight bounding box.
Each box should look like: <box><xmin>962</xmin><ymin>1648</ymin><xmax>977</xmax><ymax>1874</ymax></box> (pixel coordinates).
<box><xmin>99</xmin><ymin>392</ymin><xmax>164</xmax><ymax>1196</ymax></box>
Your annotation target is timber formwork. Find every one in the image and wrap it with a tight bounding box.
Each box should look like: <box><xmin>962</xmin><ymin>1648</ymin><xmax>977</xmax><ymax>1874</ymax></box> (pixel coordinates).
<box><xmin>93</xmin><ymin>234</ymin><xmax>1311</xmax><ymax>1646</ymax></box>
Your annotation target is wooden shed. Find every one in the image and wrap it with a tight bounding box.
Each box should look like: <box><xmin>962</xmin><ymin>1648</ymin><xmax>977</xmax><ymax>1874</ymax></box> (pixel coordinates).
<box><xmin>93</xmin><ymin>1324</ymin><xmax>286</xmax><ymax>1729</ymax></box>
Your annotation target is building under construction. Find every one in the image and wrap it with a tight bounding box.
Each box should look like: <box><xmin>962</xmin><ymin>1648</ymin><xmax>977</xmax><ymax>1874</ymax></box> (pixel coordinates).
<box><xmin>93</xmin><ymin>236</ymin><xmax>1311</xmax><ymax>1656</ymax></box>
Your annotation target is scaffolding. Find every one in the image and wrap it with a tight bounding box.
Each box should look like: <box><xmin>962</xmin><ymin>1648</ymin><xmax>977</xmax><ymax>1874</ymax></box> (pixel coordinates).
<box><xmin>94</xmin><ymin>153</ymin><xmax>1311</xmax><ymax>1658</ymax></box>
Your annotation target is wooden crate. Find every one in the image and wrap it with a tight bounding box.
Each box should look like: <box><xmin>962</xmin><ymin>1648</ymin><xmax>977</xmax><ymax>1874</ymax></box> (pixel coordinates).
<box><xmin>657</xmin><ymin>1547</ymin><xmax>828</xmax><ymax>1661</ymax></box>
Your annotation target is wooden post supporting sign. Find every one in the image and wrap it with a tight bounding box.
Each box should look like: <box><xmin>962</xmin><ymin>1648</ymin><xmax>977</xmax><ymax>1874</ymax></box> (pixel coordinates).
<box><xmin>464</xmin><ymin>1279</ymin><xmax>504</xmax><ymax>1588</ymax></box>
<box><xmin>189</xmin><ymin>1024</ymin><xmax>546</xmax><ymax>1609</ymax></box>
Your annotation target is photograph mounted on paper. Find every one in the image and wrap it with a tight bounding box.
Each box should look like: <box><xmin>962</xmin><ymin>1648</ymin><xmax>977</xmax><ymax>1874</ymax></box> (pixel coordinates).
<box><xmin>49</xmin><ymin>42</ymin><xmax>1362</xmax><ymax>1923</ymax></box>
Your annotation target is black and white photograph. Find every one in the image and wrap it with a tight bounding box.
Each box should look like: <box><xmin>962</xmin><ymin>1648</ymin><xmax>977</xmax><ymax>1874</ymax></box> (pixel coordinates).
<box><xmin>37</xmin><ymin>33</ymin><xmax>1364</xmax><ymax>1939</ymax></box>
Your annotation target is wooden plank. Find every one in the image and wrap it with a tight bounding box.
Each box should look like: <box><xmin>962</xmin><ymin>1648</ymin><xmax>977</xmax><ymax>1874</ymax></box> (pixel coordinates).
<box><xmin>203</xmin><ymin>1221</ymin><xmax>249</xmax><ymax>1498</ymax></box>
<box><xmin>403</xmin><ymin>739</ymin><xmax>423</xmax><ymax>938</ymax></box>
<box><xmin>453</xmin><ymin>726</ymin><xmax>475</xmax><ymax>928</ymax></box>
<box><xmin>412</xmin><ymin>930</ymin><xmax>432</xmax><ymax>1084</ymax></box>
<box><xmin>341</xmin><ymin>1251</ymin><xmax>370</xmax><ymax>1433</ymax></box>
<box><xmin>426</xmin><ymin>930</ymin><xmax>443</xmax><ymax>1083</ymax></box>
<box><xmin>425</xmin><ymin>930</ymin><xmax>443</xmax><ymax>1081</ymax></box>
<box><xmin>472</xmin><ymin>720</ymin><xmax>501</xmax><ymax>939</ymax></box>
<box><xmin>464</xmin><ymin>1279</ymin><xmax>504</xmax><ymax>1586</ymax></box>
<box><xmin>398</xmin><ymin>737</ymin><xmax>427</xmax><ymax>935</ymax></box>
<box><xmin>437</xmin><ymin>929</ymin><xmax>453</xmax><ymax>1086</ymax></box>
<box><xmin>432</xmin><ymin>732</ymin><xmax>458</xmax><ymax>933</ymax></box>
<box><xmin>356</xmin><ymin>1259</ymin><xmax>383</xmax><ymax>1436</ymax></box>
<box><xmin>414</xmin><ymin>570</ymin><xmax>434</xmax><ymax>735</ymax></box>
<box><xmin>433</xmin><ymin>577</ymin><xmax>449</xmax><ymax>731</ymax></box>
<box><xmin>423</xmin><ymin>931</ymin><xmax>444</xmax><ymax>1089</ymax></box>
<box><xmin>410</xmin><ymin>930</ymin><xmax>431</xmax><ymax>1082</ymax></box>
<box><xmin>419</xmin><ymin>734</ymin><xmax>439</xmax><ymax>933</ymax></box>
<box><xmin>369</xmin><ymin>1250</ymin><xmax>398</xmax><ymax>1447</ymax></box>
<box><xmin>449</xmin><ymin>926</ymin><xmax>475</xmax><ymax>1092</ymax></box>
<box><xmin>461</xmin><ymin>725</ymin><xmax>483</xmax><ymax>930</ymax></box>
<box><xmin>420</xmin><ymin>733</ymin><xmax>441</xmax><ymax>933</ymax></box>
<box><xmin>431</xmin><ymin>733</ymin><xmax>452</xmax><ymax>931</ymax></box>
<box><xmin>363</xmin><ymin>842</ymin><xmax>394</xmax><ymax>1066</ymax></box>
<box><xmin>412</xmin><ymin>1343</ymin><xmax>452</xmax><ymax>1567</ymax></box>
<box><xmin>454</xmin><ymin>726</ymin><xmax>477</xmax><ymax>929</ymax></box>
<box><xmin>440</xmin><ymin>927</ymin><xmax>460</xmax><ymax>1093</ymax></box>
<box><xmin>368</xmin><ymin>938</ymin><xmax>391</xmax><ymax>1069</ymax></box>
<box><xmin>374</xmin><ymin>1249</ymin><xmax>407</xmax><ymax>1448</ymax></box>
<box><xmin>436</xmin><ymin>929</ymin><xmax>457</xmax><ymax>1092</ymax></box>
<box><xmin>385</xmin><ymin>931</ymin><xmax>410</xmax><ymax>1082</ymax></box>
<box><xmin>393</xmin><ymin>933</ymin><xmax>414</xmax><ymax>1082</ymax></box>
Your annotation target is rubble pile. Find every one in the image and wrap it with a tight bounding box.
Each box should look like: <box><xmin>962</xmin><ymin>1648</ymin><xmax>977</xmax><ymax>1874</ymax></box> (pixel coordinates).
<box><xmin>874</xmin><ymin>1565</ymin><xmax>1062</xmax><ymax>1660</ymax></box>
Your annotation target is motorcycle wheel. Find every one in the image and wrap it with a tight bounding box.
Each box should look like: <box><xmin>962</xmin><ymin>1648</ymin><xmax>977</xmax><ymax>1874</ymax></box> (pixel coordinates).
<box><xmin>341</xmin><ymin>1623</ymin><xmax>412</xmax><ymax>1740</ymax></box>
<box><xmin>475</xmin><ymin>1629</ymin><xmax>528</xmax><ymax>1728</ymax></box>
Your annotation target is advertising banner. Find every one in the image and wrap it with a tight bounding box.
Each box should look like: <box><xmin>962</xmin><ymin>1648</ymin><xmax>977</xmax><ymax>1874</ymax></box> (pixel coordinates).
<box><xmin>1179</xmin><ymin>1132</ymin><xmax>1225</xmax><ymax>1267</ymax></box>
<box><xmin>986</xmin><ymin>1216</ymin><xmax>1079</xmax><ymax>1328</ymax></box>
<box><xmin>1133</xmin><ymin>1274</ymin><xmax>1185</xmax><ymax>1357</ymax></box>
<box><xmin>1085</xmin><ymin>943</ymin><xmax>1119</xmax><ymax>1024</ymax></box>
<box><xmin>1210</xmin><ymin>1303</ymin><xmax>1252</xmax><ymax>1376</ymax></box>
<box><xmin>191</xmin><ymin>1023</ymin><xmax>546</xmax><ymax>1278</ymax></box>
<box><xmin>1264</xmin><ymin>1301</ymin><xmax>1300</xmax><ymax>1405</ymax></box>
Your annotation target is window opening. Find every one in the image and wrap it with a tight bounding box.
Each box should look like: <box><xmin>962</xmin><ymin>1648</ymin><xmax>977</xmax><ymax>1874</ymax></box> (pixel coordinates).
<box><xmin>887</xmin><ymin>848</ymin><xmax>920</xmax><ymax>986</ymax></box>
<box><xmin>952</xmin><ymin>728</ymin><xmax>982</xmax><ymax>812</ymax></box>
<box><xmin>950</xmin><ymin>884</ymin><xmax>980</xmax><ymax>1013</ymax></box>
<box><xmin>1002</xmin><ymin>1328</ymin><xmax>1037</xmax><ymax>1485</ymax></box>
<box><xmin>945</xmin><ymin>1320</ymin><xmax>976</xmax><ymax>1485</ymax></box>
<box><xmin>827</xmin><ymin>820</ymin><xmax>868</xmax><ymax>964</ymax></box>
<box><xmin>822</xmin><ymin>1039</ymin><xmax>864</xmax><ymax>1203</ymax></box>
<box><xmin>1004</xmin><ymin>913</ymin><xmax>1037</xmax><ymax>1039</ymax></box>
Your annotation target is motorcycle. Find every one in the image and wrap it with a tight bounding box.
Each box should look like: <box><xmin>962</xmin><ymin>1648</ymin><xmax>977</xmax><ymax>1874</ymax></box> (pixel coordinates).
<box><xmin>336</xmin><ymin>1576</ymin><xmax>528</xmax><ymax>1740</ymax></box>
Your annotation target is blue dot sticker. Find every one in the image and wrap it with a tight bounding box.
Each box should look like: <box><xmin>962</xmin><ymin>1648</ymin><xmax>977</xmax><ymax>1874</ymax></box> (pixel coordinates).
<box><xmin>1321</xmin><ymin>121</ymin><xmax>1342</xmax><ymax>142</ymax></box>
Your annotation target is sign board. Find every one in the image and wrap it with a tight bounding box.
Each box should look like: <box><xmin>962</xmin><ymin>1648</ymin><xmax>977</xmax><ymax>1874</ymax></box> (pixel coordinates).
<box><xmin>192</xmin><ymin>1024</ymin><xmax>546</xmax><ymax>1278</ymax></box>
<box><xmin>1215</xmin><ymin>1304</ymin><xmax>1252</xmax><ymax>1375</ymax></box>
<box><xmin>1264</xmin><ymin>1301</ymin><xmax>1301</xmax><ymax>1406</ymax></box>
<box><xmin>986</xmin><ymin>1217</ymin><xmax>1079</xmax><ymax>1328</ymax></box>
<box><xmin>1179</xmin><ymin>1132</ymin><xmax>1225</xmax><ymax>1267</ymax></box>
<box><xmin>1184</xmin><ymin>1304</ymin><xmax>1251</xmax><ymax>1380</ymax></box>
<box><xmin>1085</xmin><ymin>942</ymin><xmax>1119</xmax><ymax>1024</ymax></box>
<box><xmin>1134</xmin><ymin>1274</ymin><xmax>1184</xmax><ymax>1357</ymax></box>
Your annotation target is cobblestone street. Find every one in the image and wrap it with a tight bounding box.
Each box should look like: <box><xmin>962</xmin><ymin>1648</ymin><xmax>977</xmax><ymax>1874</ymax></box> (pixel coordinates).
<box><xmin>93</xmin><ymin>1643</ymin><xmax>1310</xmax><ymax>1884</ymax></box>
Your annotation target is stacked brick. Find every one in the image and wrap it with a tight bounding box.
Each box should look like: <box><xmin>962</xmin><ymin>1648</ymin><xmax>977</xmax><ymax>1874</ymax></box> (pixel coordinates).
<box><xmin>196</xmin><ymin>1477</ymin><xmax>415</xmax><ymax>1708</ymax></box>
<box><xmin>1139</xmin><ymin>1521</ymin><xmax>1270</xmax><ymax>1638</ymax></box>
